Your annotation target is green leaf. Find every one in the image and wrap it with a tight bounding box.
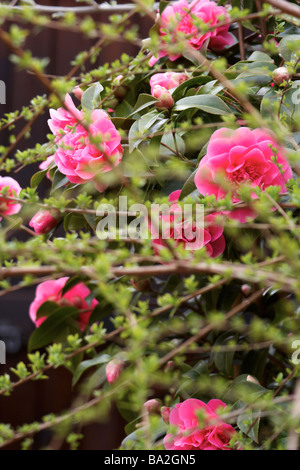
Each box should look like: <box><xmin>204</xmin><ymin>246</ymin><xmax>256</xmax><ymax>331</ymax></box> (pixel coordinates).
<box><xmin>160</xmin><ymin>133</ymin><xmax>185</xmax><ymax>157</ymax></box>
<box><xmin>64</xmin><ymin>212</ymin><xmax>87</xmax><ymax>231</ymax></box>
<box><xmin>138</xmin><ymin>110</ymin><xmax>162</xmax><ymax>134</ymax></box>
<box><xmin>179</xmin><ymin>169</ymin><xmax>197</xmax><ymax>200</ymax></box>
<box><xmin>128</xmin><ymin>94</ymin><xmax>158</xmax><ymax>117</ymax></box>
<box><xmin>30</xmin><ymin>169</ymin><xmax>48</xmax><ymax>189</ymax></box>
<box><xmin>36</xmin><ymin>301</ymin><xmax>60</xmax><ymax>320</ymax></box>
<box><xmin>81</xmin><ymin>82</ymin><xmax>103</xmax><ymax>110</ymax></box>
<box><xmin>247</xmin><ymin>51</ymin><xmax>274</xmax><ymax>63</ymax></box>
<box><xmin>174</xmin><ymin>95</ymin><xmax>232</xmax><ymax>115</ymax></box>
<box><xmin>278</xmin><ymin>35</ymin><xmax>300</xmax><ymax>62</ymax></box>
<box><xmin>128</xmin><ymin>120</ymin><xmax>142</xmax><ymax>152</ymax></box>
<box><xmin>111</xmin><ymin>117</ymin><xmax>135</xmax><ymax>130</ymax></box>
<box><xmin>196</xmin><ymin>80</ymin><xmax>224</xmax><ymax>96</ymax></box>
<box><xmin>237</xmin><ymin>406</ymin><xmax>261</xmax><ymax>444</ymax></box>
<box><xmin>72</xmin><ymin>353</ymin><xmax>111</xmax><ymax>386</ymax></box>
<box><xmin>61</xmin><ymin>276</ymin><xmax>83</xmax><ymax>296</ymax></box>
<box><xmin>261</xmin><ymin>82</ymin><xmax>300</xmax><ymax>124</ymax></box>
<box><xmin>171</xmin><ymin>76</ymin><xmax>211</xmax><ymax>101</ymax></box>
<box><xmin>28</xmin><ymin>306</ymin><xmax>79</xmax><ymax>351</ymax></box>
<box><xmin>84</xmin><ymin>213</ymin><xmax>96</xmax><ymax>230</ymax></box>
<box><xmin>159</xmin><ymin>0</ymin><xmax>168</xmax><ymax>14</ymax></box>
<box><xmin>212</xmin><ymin>331</ymin><xmax>238</xmax><ymax>377</ymax></box>
<box><xmin>51</xmin><ymin>169</ymin><xmax>69</xmax><ymax>194</ymax></box>
<box><xmin>88</xmin><ymin>302</ymin><xmax>114</xmax><ymax>325</ymax></box>
<box><xmin>241</xmin><ymin>349</ymin><xmax>269</xmax><ymax>382</ymax></box>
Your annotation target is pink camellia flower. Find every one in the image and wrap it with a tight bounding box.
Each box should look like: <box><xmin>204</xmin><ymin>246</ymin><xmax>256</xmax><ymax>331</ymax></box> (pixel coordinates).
<box><xmin>151</xmin><ymin>190</ymin><xmax>225</xmax><ymax>257</ymax></box>
<box><xmin>0</xmin><ymin>176</ymin><xmax>22</xmax><ymax>220</ymax></box>
<box><xmin>29</xmin><ymin>209</ymin><xmax>60</xmax><ymax>235</ymax></box>
<box><xmin>152</xmin><ymin>86</ymin><xmax>175</xmax><ymax>109</ymax></box>
<box><xmin>149</xmin><ymin>0</ymin><xmax>235</xmax><ymax>66</ymax></box>
<box><xmin>48</xmin><ymin>94</ymin><xmax>123</xmax><ymax>188</ymax></box>
<box><xmin>163</xmin><ymin>398</ymin><xmax>236</xmax><ymax>450</ymax></box>
<box><xmin>29</xmin><ymin>277</ymin><xmax>99</xmax><ymax>330</ymax></box>
<box><xmin>105</xmin><ymin>359</ymin><xmax>125</xmax><ymax>384</ymax></box>
<box><xmin>194</xmin><ymin>127</ymin><xmax>293</xmax><ymax>222</ymax></box>
<box><xmin>149</xmin><ymin>72</ymin><xmax>188</xmax><ymax>94</ymax></box>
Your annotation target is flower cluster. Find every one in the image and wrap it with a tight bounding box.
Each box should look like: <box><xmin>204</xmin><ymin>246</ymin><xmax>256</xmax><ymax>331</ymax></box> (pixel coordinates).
<box><xmin>149</xmin><ymin>0</ymin><xmax>235</xmax><ymax>65</ymax></box>
<box><xmin>47</xmin><ymin>94</ymin><xmax>123</xmax><ymax>189</ymax></box>
<box><xmin>194</xmin><ymin>127</ymin><xmax>292</xmax><ymax>222</ymax></box>
<box><xmin>151</xmin><ymin>190</ymin><xmax>225</xmax><ymax>257</ymax></box>
<box><xmin>163</xmin><ymin>398</ymin><xmax>236</xmax><ymax>450</ymax></box>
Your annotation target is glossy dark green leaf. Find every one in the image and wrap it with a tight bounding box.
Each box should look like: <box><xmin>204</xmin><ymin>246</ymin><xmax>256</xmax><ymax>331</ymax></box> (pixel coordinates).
<box><xmin>172</xmin><ymin>76</ymin><xmax>211</xmax><ymax>101</ymax></box>
<box><xmin>30</xmin><ymin>169</ymin><xmax>48</xmax><ymax>189</ymax></box>
<box><xmin>241</xmin><ymin>349</ymin><xmax>269</xmax><ymax>382</ymax></box>
<box><xmin>179</xmin><ymin>170</ymin><xmax>197</xmax><ymax>200</ymax></box>
<box><xmin>51</xmin><ymin>169</ymin><xmax>69</xmax><ymax>194</ymax></box>
<box><xmin>128</xmin><ymin>94</ymin><xmax>158</xmax><ymax>117</ymax></box>
<box><xmin>212</xmin><ymin>331</ymin><xmax>238</xmax><ymax>377</ymax></box>
<box><xmin>81</xmin><ymin>82</ymin><xmax>103</xmax><ymax>110</ymax></box>
<box><xmin>36</xmin><ymin>301</ymin><xmax>60</xmax><ymax>320</ymax></box>
<box><xmin>237</xmin><ymin>406</ymin><xmax>261</xmax><ymax>444</ymax></box>
<box><xmin>278</xmin><ymin>35</ymin><xmax>300</xmax><ymax>62</ymax></box>
<box><xmin>174</xmin><ymin>95</ymin><xmax>232</xmax><ymax>115</ymax></box>
<box><xmin>28</xmin><ymin>305</ymin><xmax>79</xmax><ymax>351</ymax></box>
<box><xmin>111</xmin><ymin>117</ymin><xmax>135</xmax><ymax>130</ymax></box>
<box><xmin>72</xmin><ymin>353</ymin><xmax>111</xmax><ymax>386</ymax></box>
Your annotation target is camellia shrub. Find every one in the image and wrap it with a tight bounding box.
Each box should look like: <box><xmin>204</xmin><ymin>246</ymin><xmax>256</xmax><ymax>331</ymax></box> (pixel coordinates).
<box><xmin>0</xmin><ymin>0</ymin><xmax>300</xmax><ymax>451</ymax></box>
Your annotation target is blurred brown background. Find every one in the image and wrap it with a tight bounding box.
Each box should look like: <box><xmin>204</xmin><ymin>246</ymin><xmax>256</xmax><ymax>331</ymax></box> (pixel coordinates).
<box><xmin>0</xmin><ymin>0</ymin><xmax>152</xmax><ymax>449</ymax></box>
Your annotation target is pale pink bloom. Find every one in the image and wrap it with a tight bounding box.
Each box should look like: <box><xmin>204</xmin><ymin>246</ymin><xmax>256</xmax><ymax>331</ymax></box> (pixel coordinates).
<box><xmin>152</xmin><ymin>85</ymin><xmax>174</xmax><ymax>109</ymax></box>
<box><xmin>149</xmin><ymin>0</ymin><xmax>235</xmax><ymax>65</ymax></box>
<box><xmin>194</xmin><ymin>127</ymin><xmax>293</xmax><ymax>222</ymax></box>
<box><xmin>163</xmin><ymin>398</ymin><xmax>236</xmax><ymax>450</ymax></box>
<box><xmin>29</xmin><ymin>277</ymin><xmax>98</xmax><ymax>329</ymax></box>
<box><xmin>149</xmin><ymin>72</ymin><xmax>188</xmax><ymax>94</ymax></box>
<box><xmin>0</xmin><ymin>176</ymin><xmax>22</xmax><ymax>220</ymax></box>
<box><xmin>29</xmin><ymin>209</ymin><xmax>60</xmax><ymax>235</ymax></box>
<box><xmin>105</xmin><ymin>359</ymin><xmax>124</xmax><ymax>384</ymax></box>
<box><xmin>48</xmin><ymin>94</ymin><xmax>123</xmax><ymax>188</ymax></box>
<box><xmin>152</xmin><ymin>190</ymin><xmax>225</xmax><ymax>257</ymax></box>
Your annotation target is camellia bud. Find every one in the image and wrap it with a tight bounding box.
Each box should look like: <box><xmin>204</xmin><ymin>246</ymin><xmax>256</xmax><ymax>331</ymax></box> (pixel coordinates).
<box><xmin>73</xmin><ymin>85</ymin><xmax>83</xmax><ymax>100</ymax></box>
<box><xmin>165</xmin><ymin>360</ymin><xmax>175</xmax><ymax>371</ymax></box>
<box><xmin>161</xmin><ymin>406</ymin><xmax>171</xmax><ymax>424</ymax></box>
<box><xmin>272</xmin><ymin>67</ymin><xmax>290</xmax><ymax>86</ymax></box>
<box><xmin>105</xmin><ymin>359</ymin><xmax>124</xmax><ymax>384</ymax></box>
<box><xmin>143</xmin><ymin>399</ymin><xmax>161</xmax><ymax>414</ymax></box>
<box><xmin>131</xmin><ymin>278</ymin><xmax>151</xmax><ymax>292</ymax></box>
<box><xmin>246</xmin><ymin>375</ymin><xmax>260</xmax><ymax>385</ymax></box>
<box><xmin>113</xmin><ymin>75</ymin><xmax>129</xmax><ymax>100</ymax></box>
<box><xmin>29</xmin><ymin>209</ymin><xmax>60</xmax><ymax>235</ymax></box>
<box><xmin>152</xmin><ymin>86</ymin><xmax>174</xmax><ymax>110</ymax></box>
<box><xmin>241</xmin><ymin>284</ymin><xmax>252</xmax><ymax>296</ymax></box>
